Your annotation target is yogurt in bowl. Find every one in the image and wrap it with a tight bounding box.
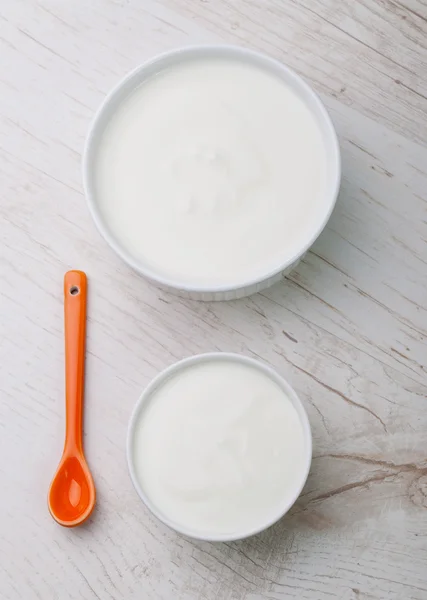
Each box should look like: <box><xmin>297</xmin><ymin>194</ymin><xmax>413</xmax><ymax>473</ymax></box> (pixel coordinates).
<box><xmin>127</xmin><ymin>353</ymin><xmax>312</xmax><ymax>541</ymax></box>
<box><xmin>84</xmin><ymin>45</ymin><xmax>340</xmax><ymax>300</ymax></box>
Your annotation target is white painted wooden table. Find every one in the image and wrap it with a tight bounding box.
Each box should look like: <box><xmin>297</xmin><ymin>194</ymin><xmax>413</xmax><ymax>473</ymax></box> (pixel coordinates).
<box><xmin>1</xmin><ymin>1</ymin><xmax>426</xmax><ymax>599</ymax></box>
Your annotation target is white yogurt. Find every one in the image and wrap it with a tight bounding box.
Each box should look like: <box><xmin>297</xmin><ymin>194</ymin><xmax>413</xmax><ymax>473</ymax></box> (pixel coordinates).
<box><xmin>94</xmin><ymin>56</ymin><xmax>328</xmax><ymax>288</ymax></box>
<box><xmin>130</xmin><ymin>357</ymin><xmax>309</xmax><ymax>539</ymax></box>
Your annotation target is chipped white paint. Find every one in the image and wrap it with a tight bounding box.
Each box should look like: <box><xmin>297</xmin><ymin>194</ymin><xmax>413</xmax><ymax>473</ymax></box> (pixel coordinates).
<box><xmin>0</xmin><ymin>1</ymin><xmax>426</xmax><ymax>599</ymax></box>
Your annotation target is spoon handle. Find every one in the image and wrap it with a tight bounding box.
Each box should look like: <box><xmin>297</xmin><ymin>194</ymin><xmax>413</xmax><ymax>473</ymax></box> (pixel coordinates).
<box><xmin>64</xmin><ymin>270</ymin><xmax>87</xmax><ymax>454</ymax></box>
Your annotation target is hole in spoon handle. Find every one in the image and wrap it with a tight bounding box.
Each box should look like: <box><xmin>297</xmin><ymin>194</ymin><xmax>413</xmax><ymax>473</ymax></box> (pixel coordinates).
<box><xmin>63</xmin><ymin>271</ymin><xmax>87</xmax><ymax>454</ymax></box>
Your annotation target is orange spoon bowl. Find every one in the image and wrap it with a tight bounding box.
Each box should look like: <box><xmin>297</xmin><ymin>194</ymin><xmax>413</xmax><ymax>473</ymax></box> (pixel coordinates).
<box><xmin>48</xmin><ymin>271</ymin><xmax>96</xmax><ymax>527</ymax></box>
<box><xmin>48</xmin><ymin>455</ymin><xmax>95</xmax><ymax>527</ymax></box>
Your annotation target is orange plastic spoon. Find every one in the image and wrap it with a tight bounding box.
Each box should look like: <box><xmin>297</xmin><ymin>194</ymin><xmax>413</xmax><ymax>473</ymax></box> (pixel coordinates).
<box><xmin>48</xmin><ymin>271</ymin><xmax>96</xmax><ymax>527</ymax></box>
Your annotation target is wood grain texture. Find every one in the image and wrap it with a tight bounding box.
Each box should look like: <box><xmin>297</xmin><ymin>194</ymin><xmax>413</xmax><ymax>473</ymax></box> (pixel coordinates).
<box><xmin>0</xmin><ymin>1</ymin><xmax>426</xmax><ymax>599</ymax></box>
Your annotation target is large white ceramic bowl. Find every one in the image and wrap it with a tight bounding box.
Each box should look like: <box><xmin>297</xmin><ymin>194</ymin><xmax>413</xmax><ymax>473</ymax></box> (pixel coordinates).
<box><xmin>83</xmin><ymin>45</ymin><xmax>340</xmax><ymax>300</ymax></box>
<box><xmin>127</xmin><ymin>353</ymin><xmax>312</xmax><ymax>541</ymax></box>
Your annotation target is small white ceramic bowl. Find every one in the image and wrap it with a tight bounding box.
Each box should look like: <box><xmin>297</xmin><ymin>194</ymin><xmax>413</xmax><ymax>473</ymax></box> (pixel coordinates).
<box><xmin>127</xmin><ymin>353</ymin><xmax>312</xmax><ymax>541</ymax></box>
<box><xmin>83</xmin><ymin>45</ymin><xmax>341</xmax><ymax>301</ymax></box>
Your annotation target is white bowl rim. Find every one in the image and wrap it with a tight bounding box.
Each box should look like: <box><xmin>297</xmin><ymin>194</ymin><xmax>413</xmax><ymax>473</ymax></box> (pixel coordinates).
<box><xmin>83</xmin><ymin>44</ymin><xmax>341</xmax><ymax>294</ymax></box>
<box><xmin>82</xmin><ymin>44</ymin><xmax>341</xmax><ymax>294</ymax></box>
<box><xmin>126</xmin><ymin>352</ymin><xmax>313</xmax><ymax>542</ymax></box>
